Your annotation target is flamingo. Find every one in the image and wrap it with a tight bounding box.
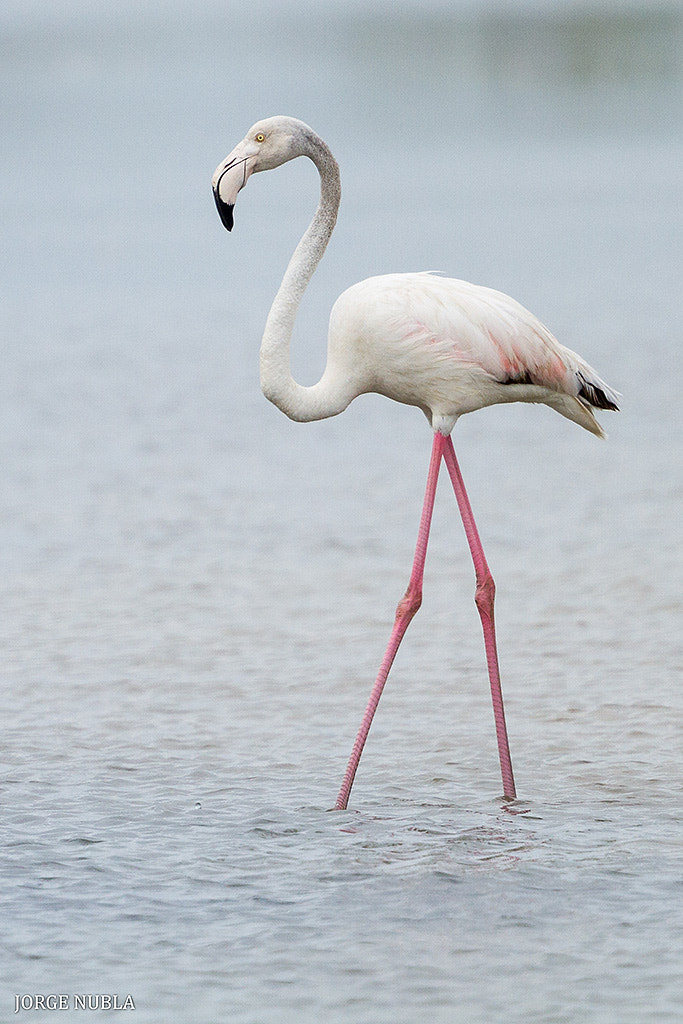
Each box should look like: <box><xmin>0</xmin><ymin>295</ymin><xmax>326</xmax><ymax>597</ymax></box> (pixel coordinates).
<box><xmin>212</xmin><ymin>116</ymin><xmax>619</xmax><ymax>810</ymax></box>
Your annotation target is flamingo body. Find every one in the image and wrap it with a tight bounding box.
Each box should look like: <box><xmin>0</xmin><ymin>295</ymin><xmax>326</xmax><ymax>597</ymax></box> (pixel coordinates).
<box><xmin>326</xmin><ymin>271</ymin><xmax>618</xmax><ymax>436</ymax></box>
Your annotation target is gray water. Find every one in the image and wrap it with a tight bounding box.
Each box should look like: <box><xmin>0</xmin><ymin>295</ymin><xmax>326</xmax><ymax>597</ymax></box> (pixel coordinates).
<box><xmin>1</xmin><ymin>2</ymin><xmax>682</xmax><ymax>1021</ymax></box>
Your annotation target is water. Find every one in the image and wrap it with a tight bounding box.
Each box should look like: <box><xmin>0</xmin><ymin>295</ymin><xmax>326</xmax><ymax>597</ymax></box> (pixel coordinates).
<box><xmin>1</xmin><ymin>2</ymin><xmax>682</xmax><ymax>1021</ymax></box>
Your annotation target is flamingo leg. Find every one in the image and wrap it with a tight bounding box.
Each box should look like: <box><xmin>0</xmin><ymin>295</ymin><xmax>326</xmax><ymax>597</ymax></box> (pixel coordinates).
<box><xmin>441</xmin><ymin>436</ymin><xmax>517</xmax><ymax>799</ymax></box>
<box><xmin>334</xmin><ymin>431</ymin><xmax>446</xmax><ymax>810</ymax></box>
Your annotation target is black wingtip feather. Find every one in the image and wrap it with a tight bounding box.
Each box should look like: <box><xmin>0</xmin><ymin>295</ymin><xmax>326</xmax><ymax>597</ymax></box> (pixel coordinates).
<box><xmin>577</xmin><ymin>372</ymin><xmax>619</xmax><ymax>411</ymax></box>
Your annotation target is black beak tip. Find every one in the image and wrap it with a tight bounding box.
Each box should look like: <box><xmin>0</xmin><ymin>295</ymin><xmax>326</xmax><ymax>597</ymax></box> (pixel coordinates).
<box><xmin>213</xmin><ymin>191</ymin><xmax>234</xmax><ymax>232</ymax></box>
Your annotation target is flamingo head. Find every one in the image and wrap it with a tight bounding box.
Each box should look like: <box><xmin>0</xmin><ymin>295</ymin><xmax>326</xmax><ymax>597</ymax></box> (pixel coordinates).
<box><xmin>212</xmin><ymin>115</ymin><xmax>313</xmax><ymax>232</ymax></box>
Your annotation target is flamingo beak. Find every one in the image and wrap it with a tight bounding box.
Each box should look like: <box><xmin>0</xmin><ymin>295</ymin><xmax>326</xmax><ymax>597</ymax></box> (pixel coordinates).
<box><xmin>213</xmin><ymin>189</ymin><xmax>235</xmax><ymax>232</ymax></box>
<box><xmin>212</xmin><ymin>142</ymin><xmax>257</xmax><ymax>232</ymax></box>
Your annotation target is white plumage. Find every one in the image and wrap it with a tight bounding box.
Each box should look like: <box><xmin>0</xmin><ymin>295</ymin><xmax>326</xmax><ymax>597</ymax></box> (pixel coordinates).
<box><xmin>326</xmin><ymin>271</ymin><xmax>618</xmax><ymax>436</ymax></box>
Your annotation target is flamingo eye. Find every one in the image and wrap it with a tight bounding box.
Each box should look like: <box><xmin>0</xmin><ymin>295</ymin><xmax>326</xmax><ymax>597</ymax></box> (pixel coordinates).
<box><xmin>255</xmin><ymin>133</ymin><xmax>265</xmax><ymax>142</ymax></box>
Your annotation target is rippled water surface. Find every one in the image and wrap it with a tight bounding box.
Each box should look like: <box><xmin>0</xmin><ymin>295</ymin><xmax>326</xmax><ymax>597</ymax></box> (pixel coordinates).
<box><xmin>1</xmin><ymin>2</ymin><xmax>682</xmax><ymax>1021</ymax></box>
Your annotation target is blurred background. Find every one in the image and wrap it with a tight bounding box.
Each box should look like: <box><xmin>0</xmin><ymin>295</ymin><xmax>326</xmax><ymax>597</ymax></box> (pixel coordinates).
<box><xmin>1</xmin><ymin>0</ymin><xmax>680</xmax><ymax>577</ymax></box>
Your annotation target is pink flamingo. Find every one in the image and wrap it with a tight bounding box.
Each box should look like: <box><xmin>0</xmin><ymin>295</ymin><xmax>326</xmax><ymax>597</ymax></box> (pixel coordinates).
<box><xmin>212</xmin><ymin>116</ymin><xmax>619</xmax><ymax>810</ymax></box>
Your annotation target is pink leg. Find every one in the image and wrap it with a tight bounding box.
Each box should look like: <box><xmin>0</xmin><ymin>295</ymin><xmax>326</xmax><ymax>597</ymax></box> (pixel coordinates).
<box><xmin>334</xmin><ymin>431</ymin><xmax>446</xmax><ymax>810</ymax></box>
<box><xmin>442</xmin><ymin>436</ymin><xmax>516</xmax><ymax>799</ymax></box>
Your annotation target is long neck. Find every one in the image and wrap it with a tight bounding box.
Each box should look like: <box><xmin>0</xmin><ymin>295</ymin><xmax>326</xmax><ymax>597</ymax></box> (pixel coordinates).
<box><xmin>259</xmin><ymin>134</ymin><xmax>350</xmax><ymax>422</ymax></box>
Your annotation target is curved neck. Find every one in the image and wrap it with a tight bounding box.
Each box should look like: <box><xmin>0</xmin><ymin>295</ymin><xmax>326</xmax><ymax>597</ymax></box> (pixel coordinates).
<box><xmin>259</xmin><ymin>133</ymin><xmax>350</xmax><ymax>422</ymax></box>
